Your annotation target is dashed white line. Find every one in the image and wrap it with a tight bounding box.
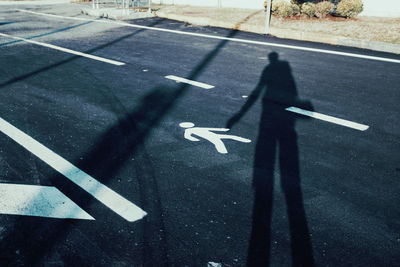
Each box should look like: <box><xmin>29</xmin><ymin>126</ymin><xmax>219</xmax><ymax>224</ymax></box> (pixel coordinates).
<box><xmin>17</xmin><ymin>9</ymin><xmax>400</xmax><ymax>64</ymax></box>
<box><xmin>165</xmin><ymin>75</ymin><xmax>215</xmax><ymax>89</ymax></box>
<box><xmin>0</xmin><ymin>183</ymin><xmax>95</xmax><ymax>220</ymax></box>
<box><xmin>0</xmin><ymin>32</ymin><xmax>125</xmax><ymax>66</ymax></box>
<box><xmin>0</xmin><ymin>116</ymin><xmax>147</xmax><ymax>222</ymax></box>
<box><xmin>285</xmin><ymin>106</ymin><xmax>369</xmax><ymax>131</ymax></box>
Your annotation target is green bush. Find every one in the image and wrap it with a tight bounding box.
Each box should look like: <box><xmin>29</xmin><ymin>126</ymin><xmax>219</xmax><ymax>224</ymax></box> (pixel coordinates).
<box><xmin>301</xmin><ymin>2</ymin><xmax>316</xmax><ymax>18</ymax></box>
<box><xmin>315</xmin><ymin>1</ymin><xmax>334</xmax><ymax>18</ymax></box>
<box><xmin>336</xmin><ymin>0</ymin><xmax>364</xmax><ymax>18</ymax></box>
<box><xmin>272</xmin><ymin>0</ymin><xmax>300</xmax><ymax>17</ymax></box>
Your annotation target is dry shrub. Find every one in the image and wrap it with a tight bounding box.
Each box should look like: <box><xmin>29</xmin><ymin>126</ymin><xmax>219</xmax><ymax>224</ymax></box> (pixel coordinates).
<box><xmin>336</xmin><ymin>0</ymin><xmax>364</xmax><ymax>18</ymax></box>
<box><xmin>315</xmin><ymin>1</ymin><xmax>334</xmax><ymax>18</ymax></box>
<box><xmin>292</xmin><ymin>4</ymin><xmax>301</xmax><ymax>15</ymax></box>
<box><xmin>301</xmin><ymin>2</ymin><xmax>316</xmax><ymax>18</ymax></box>
<box><xmin>272</xmin><ymin>0</ymin><xmax>300</xmax><ymax>17</ymax></box>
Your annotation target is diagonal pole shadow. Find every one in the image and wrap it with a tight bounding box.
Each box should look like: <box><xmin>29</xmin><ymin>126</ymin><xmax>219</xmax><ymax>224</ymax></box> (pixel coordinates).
<box><xmin>0</xmin><ymin>12</ymin><xmax>261</xmax><ymax>266</ymax></box>
<box><xmin>0</xmin><ymin>18</ymin><xmax>165</xmax><ymax>88</ymax></box>
<box><xmin>0</xmin><ymin>19</ymin><xmax>95</xmax><ymax>47</ymax></box>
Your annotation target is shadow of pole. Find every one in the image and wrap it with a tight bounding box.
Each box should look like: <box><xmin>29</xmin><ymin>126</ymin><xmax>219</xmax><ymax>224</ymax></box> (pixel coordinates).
<box><xmin>0</xmin><ymin>18</ymin><xmax>161</xmax><ymax>88</ymax></box>
<box><xmin>0</xmin><ymin>19</ymin><xmax>95</xmax><ymax>47</ymax></box>
<box><xmin>0</xmin><ymin>14</ymin><xmax>260</xmax><ymax>265</ymax></box>
<box><xmin>227</xmin><ymin>52</ymin><xmax>315</xmax><ymax>266</ymax></box>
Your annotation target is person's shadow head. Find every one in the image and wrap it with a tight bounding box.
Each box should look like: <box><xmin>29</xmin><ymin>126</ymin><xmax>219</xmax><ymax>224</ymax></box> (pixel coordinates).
<box><xmin>268</xmin><ymin>51</ymin><xmax>279</xmax><ymax>63</ymax></box>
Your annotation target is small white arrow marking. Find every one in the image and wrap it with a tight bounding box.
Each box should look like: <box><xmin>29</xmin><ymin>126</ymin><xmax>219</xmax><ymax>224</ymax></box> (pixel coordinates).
<box><xmin>0</xmin><ymin>183</ymin><xmax>94</xmax><ymax>220</ymax></box>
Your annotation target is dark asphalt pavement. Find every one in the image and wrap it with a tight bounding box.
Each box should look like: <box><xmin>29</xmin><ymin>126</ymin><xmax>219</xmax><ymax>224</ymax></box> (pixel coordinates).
<box><xmin>0</xmin><ymin>3</ymin><xmax>399</xmax><ymax>266</ymax></box>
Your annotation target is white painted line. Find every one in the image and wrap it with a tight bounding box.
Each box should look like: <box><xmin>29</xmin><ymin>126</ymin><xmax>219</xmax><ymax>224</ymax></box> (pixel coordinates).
<box><xmin>0</xmin><ymin>183</ymin><xmax>94</xmax><ymax>220</ymax></box>
<box><xmin>0</xmin><ymin>116</ymin><xmax>147</xmax><ymax>222</ymax></box>
<box><xmin>17</xmin><ymin>9</ymin><xmax>400</xmax><ymax>64</ymax></box>
<box><xmin>165</xmin><ymin>75</ymin><xmax>214</xmax><ymax>89</ymax></box>
<box><xmin>285</xmin><ymin>106</ymin><xmax>369</xmax><ymax>131</ymax></box>
<box><xmin>0</xmin><ymin>32</ymin><xmax>125</xmax><ymax>66</ymax></box>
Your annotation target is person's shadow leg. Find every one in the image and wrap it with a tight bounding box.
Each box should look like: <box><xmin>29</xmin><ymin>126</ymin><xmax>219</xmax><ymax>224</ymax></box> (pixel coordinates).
<box><xmin>279</xmin><ymin>129</ymin><xmax>315</xmax><ymax>267</ymax></box>
<box><xmin>247</xmin><ymin>129</ymin><xmax>276</xmax><ymax>266</ymax></box>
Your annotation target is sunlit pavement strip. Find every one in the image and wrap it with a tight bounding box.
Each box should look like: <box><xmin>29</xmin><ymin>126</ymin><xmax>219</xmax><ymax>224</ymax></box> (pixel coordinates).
<box><xmin>0</xmin><ymin>32</ymin><xmax>125</xmax><ymax>66</ymax></box>
<box><xmin>286</xmin><ymin>106</ymin><xmax>369</xmax><ymax>131</ymax></box>
<box><xmin>0</xmin><ymin>183</ymin><xmax>94</xmax><ymax>220</ymax></box>
<box><xmin>165</xmin><ymin>75</ymin><xmax>214</xmax><ymax>89</ymax></box>
<box><xmin>17</xmin><ymin>9</ymin><xmax>400</xmax><ymax>64</ymax></box>
<box><xmin>0</xmin><ymin>116</ymin><xmax>147</xmax><ymax>222</ymax></box>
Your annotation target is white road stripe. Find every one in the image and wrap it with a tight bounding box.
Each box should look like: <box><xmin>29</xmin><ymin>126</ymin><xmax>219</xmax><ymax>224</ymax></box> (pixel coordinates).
<box><xmin>17</xmin><ymin>9</ymin><xmax>400</xmax><ymax>64</ymax></box>
<box><xmin>0</xmin><ymin>183</ymin><xmax>95</xmax><ymax>220</ymax></box>
<box><xmin>0</xmin><ymin>116</ymin><xmax>147</xmax><ymax>222</ymax></box>
<box><xmin>165</xmin><ymin>75</ymin><xmax>214</xmax><ymax>89</ymax></box>
<box><xmin>285</xmin><ymin>106</ymin><xmax>369</xmax><ymax>131</ymax></box>
<box><xmin>0</xmin><ymin>32</ymin><xmax>125</xmax><ymax>66</ymax></box>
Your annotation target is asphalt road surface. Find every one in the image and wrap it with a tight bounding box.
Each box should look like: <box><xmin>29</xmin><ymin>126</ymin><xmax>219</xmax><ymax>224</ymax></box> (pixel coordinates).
<box><xmin>0</xmin><ymin>3</ymin><xmax>399</xmax><ymax>266</ymax></box>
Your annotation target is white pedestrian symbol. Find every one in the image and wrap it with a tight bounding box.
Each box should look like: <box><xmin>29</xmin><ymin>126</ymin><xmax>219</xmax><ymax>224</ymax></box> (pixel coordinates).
<box><xmin>179</xmin><ymin>122</ymin><xmax>251</xmax><ymax>154</ymax></box>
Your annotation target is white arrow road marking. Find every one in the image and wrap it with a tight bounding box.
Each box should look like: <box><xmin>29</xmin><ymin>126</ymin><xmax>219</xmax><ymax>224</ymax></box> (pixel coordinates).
<box><xmin>0</xmin><ymin>183</ymin><xmax>94</xmax><ymax>220</ymax></box>
<box><xmin>0</xmin><ymin>32</ymin><xmax>125</xmax><ymax>66</ymax></box>
<box><xmin>165</xmin><ymin>75</ymin><xmax>215</xmax><ymax>89</ymax></box>
<box><xmin>285</xmin><ymin>106</ymin><xmax>369</xmax><ymax>131</ymax></box>
<box><xmin>0</xmin><ymin>116</ymin><xmax>147</xmax><ymax>222</ymax></box>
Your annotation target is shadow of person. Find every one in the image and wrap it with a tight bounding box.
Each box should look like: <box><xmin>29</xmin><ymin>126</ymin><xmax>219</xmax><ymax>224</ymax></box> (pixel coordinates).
<box><xmin>227</xmin><ymin>52</ymin><xmax>315</xmax><ymax>266</ymax></box>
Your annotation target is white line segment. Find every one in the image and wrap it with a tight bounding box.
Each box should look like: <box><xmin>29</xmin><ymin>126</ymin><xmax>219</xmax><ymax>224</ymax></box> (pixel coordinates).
<box><xmin>285</xmin><ymin>106</ymin><xmax>369</xmax><ymax>131</ymax></box>
<box><xmin>165</xmin><ymin>75</ymin><xmax>214</xmax><ymax>89</ymax></box>
<box><xmin>17</xmin><ymin>9</ymin><xmax>400</xmax><ymax>64</ymax></box>
<box><xmin>0</xmin><ymin>116</ymin><xmax>147</xmax><ymax>222</ymax></box>
<box><xmin>0</xmin><ymin>32</ymin><xmax>125</xmax><ymax>66</ymax></box>
<box><xmin>0</xmin><ymin>183</ymin><xmax>95</xmax><ymax>220</ymax></box>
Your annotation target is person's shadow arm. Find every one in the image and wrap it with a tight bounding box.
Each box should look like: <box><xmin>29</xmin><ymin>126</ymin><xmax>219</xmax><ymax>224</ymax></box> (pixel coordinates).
<box><xmin>226</xmin><ymin>84</ymin><xmax>263</xmax><ymax>129</ymax></box>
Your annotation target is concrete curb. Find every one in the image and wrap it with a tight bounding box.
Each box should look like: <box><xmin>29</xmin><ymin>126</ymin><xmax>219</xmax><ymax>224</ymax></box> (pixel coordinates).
<box><xmin>155</xmin><ymin>11</ymin><xmax>400</xmax><ymax>55</ymax></box>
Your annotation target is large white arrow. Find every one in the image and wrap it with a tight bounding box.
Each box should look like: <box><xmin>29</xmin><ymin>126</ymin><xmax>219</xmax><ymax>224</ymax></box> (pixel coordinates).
<box><xmin>0</xmin><ymin>116</ymin><xmax>147</xmax><ymax>222</ymax></box>
<box><xmin>0</xmin><ymin>183</ymin><xmax>94</xmax><ymax>220</ymax></box>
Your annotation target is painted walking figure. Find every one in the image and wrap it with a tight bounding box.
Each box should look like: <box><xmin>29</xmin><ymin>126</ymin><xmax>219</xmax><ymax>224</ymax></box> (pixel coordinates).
<box><xmin>179</xmin><ymin>122</ymin><xmax>251</xmax><ymax>154</ymax></box>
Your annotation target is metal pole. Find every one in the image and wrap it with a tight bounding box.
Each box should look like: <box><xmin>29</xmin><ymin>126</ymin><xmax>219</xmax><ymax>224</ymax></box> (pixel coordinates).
<box><xmin>265</xmin><ymin>0</ymin><xmax>272</xmax><ymax>35</ymax></box>
<box><xmin>148</xmin><ymin>0</ymin><xmax>151</xmax><ymax>14</ymax></box>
